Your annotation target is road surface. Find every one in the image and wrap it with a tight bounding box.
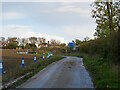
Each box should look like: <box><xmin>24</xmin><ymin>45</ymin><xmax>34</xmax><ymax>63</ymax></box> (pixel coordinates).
<box><xmin>18</xmin><ymin>56</ymin><xmax>94</xmax><ymax>88</ymax></box>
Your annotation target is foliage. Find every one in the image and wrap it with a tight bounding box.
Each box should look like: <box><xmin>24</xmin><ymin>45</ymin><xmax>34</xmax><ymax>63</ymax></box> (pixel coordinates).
<box><xmin>25</xmin><ymin>43</ymin><xmax>37</xmax><ymax>52</ymax></box>
<box><xmin>31</xmin><ymin>47</ymin><xmax>37</xmax><ymax>52</ymax></box>
<box><xmin>72</xmin><ymin>39</ymin><xmax>81</xmax><ymax>45</ymax></box>
<box><xmin>7</xmin><ymin>37</ymin><xmax>19</xmax><ymax>44</ymax></box>
<box><xmin>83</xmin><ymin>36</ymin><xmax>90</xmax><ymax>42</ymax></box>
<box><xmin>60</xmin><ymin>43</ymin><xmax>66</xmax><ymax>47</ymax></box>
<box><xmin>91</xmin><ymin>1</ymin><xmax>119</xmax><ymax>37</ymax></box>
<box><xmin>25</xmin><ymin>43</ymin><xmax>30</xmax><ymax>49</ymax></box>
<box><xmin>3</xmin><ymin>42</ymin><xmax>18</xmax><ymax>49</ymax></box>
<box><xmin>29</xmin><ymin>43</ymin><xmax>37</xmax><ymax>48</ymax></box>
<box><xmin>79</xmin><ymin>32</ymin><xmax>118</xmax><ymax>63</ymax></box>
<box><xmin>75</xmin><ymin>39</ymin><xmax>81</xmax><ymax>45</ymax></box>
<box><xmin>72</xmin><ymin>1</ymin><xmax>119</xmax><ymax>88</ymax></box>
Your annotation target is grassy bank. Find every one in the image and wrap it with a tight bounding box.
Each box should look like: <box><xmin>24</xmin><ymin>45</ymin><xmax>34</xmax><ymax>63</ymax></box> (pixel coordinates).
<box><xmin>83</xmin><ymin>56</ymin><xmax>118</xmax><ymax>88</ymax></box>
<box><xmin>68</xmin><ymin>53</ymin><xmax>118</xmax><ymax>88</ymax></box>
<box><xmin>3</xmin><ymin>55</ymin><xmax>64</xmax><ymax>89</ymax></box>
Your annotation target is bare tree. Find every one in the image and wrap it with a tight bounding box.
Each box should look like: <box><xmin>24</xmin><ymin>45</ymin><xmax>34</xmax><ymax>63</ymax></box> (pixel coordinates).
<box><xmin>56</xmin><ymin>40</ymin><xmax>61</xmax><ymax>44</ymax></box>
<box><xmin>37</xmin><ymin>37</ymin><xmax>42</xmax><ymax>43</ymax></box>
<box><xmin>41</xmin><ymin>37</ymin><xmax>46</xmax><ymax>43</ymax></box>
<box><xmin>29</xmin><ymin>37</ymin><xmax>38</xmax><ymax>44</ymax></box>
<box><xmin>51</xmin><ymin>39</ymin><xmax>60</xmax><ymax>44</ymax></box>
<box><xmin>21</xmin><ymin>38</ymin><xmax>28</xmax><ymax>46</ymax></box>
<box><xmin>0</xmin><ymin>37</ymin><xmax>5</xmax><ymax>42</ymax></box>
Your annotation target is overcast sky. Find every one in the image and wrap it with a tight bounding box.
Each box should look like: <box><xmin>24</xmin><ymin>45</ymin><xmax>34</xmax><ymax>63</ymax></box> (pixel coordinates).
<box><xmin>1</xmin><ymin>1</ymin><xmax>96</xmax><ymax>43</ymax></box>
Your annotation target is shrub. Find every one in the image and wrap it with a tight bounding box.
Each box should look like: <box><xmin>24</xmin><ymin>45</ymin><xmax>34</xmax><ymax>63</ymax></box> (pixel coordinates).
<box><xmin>3</xmin><ymin>43</ymin><xmax>18</xmax><ymax>49</ymax></box>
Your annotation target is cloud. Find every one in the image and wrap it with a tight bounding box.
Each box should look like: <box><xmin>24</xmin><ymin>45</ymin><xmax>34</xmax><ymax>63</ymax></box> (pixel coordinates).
<box><xmin>62</xmin><ymin>25</ymin><xmax>95</xmax><ymax>40</ymax></box>
<box><xmin>55</xmin><ymin>6</ymin><xmax>91</xmax><ymax>17</ymax></box>
<box><xmin>2</xmin><ymin>25</ymin><xmax>68</xmax><ymax>43</ymax></box>
<box><xmin>56</xmin><ymin>6</ymin><xmax>90</xmax><ymax>13</ymax></box>
<box><xmin>40</xmin><ymin>5</ymin><xmax>91</xmax><ymax>18</ymax></box>
<box><xmin>3</xmin><ymin>12</ymin><xmax>26</xmax><ymax>20</ymax></box>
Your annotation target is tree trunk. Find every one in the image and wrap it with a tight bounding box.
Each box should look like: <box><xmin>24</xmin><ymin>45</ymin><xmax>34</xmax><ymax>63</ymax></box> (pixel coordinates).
<box><xmin>106</xmin><ymin>2</ymin><xmax>112</xmax><ymax>35</ymax></box>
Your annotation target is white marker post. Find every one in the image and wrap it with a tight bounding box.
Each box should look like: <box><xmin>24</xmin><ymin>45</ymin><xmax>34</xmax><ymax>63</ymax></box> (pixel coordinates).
<box><xmin>47</xmin><ymin>53</ymin><xmax>49</xmax><ymax>59</ymax></box>
<box><xmin>49</xmin><ymin>54</ymin><xmax>51</xmax><ymax>58</ymax></box>
<box><xmin>0</xmin><ymin>60</ymin><xmax>4</xmax><ymax>73</ymax></box>
<box><xmin>43</xmin><ymin>53</ymin><xmax>45</xmax><ymax>60</ymax></box>
<box><xmin>21</xmin><ymin>57</ymin><xmax>25</xmax><ymax>67</ymax></box>
<box><xmin>34</xmin><ymin>55</ymin><xmax>36</xmax><ymax>63</ymax></box>
<box><xmin>51</xmin><ymin>53</ymin><xmax>53</xmax><ymax>56</ymax></box>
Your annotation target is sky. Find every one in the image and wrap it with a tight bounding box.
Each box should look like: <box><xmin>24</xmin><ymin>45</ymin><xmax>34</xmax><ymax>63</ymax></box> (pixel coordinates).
<box><xmin>1</xmin><ymin>1</ymin><xmax>96</xmax><ymax>44</ymax></box>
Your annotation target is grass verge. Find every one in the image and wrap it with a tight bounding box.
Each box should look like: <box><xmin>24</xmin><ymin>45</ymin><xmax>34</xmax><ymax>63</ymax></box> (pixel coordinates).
<box><xmin>68</xmin><ymin>53</ymin><xmax>118</xmax><ymax>88</ymax></box>
<box><xmin>2</xmin><ymin>56</ymin><xmax>64</xmax><ymax>89</ymax></box>
<box><xmin>83</xmin><ymin>56</ymin><xmax>118</xmax><ymax>88</ymax></box>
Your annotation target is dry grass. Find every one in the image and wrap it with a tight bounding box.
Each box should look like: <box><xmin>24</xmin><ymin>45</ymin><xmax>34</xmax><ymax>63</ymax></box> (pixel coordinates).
<box><xmin>2</xmin><ymin>49</ymin><xmax>42</xmax><ymax>84</ymax></box>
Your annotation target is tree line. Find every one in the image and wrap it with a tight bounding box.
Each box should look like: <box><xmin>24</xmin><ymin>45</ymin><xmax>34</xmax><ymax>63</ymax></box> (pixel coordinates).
<box><xmin>0</xmin><ymin>37</ymin><xmax>62</xmax><ymax>49</ymax></box>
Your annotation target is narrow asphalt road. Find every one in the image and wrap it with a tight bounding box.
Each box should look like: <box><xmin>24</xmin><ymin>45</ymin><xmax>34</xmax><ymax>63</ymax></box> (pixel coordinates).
<box><xmin>18</xmin><ymin>56</ymin><xmax>94</xmax><ymax>88</ymax></box>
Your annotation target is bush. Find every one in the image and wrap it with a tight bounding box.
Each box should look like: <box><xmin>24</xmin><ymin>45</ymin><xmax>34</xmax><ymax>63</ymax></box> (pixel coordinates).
<box><xmin>79</xmin><ymin>32</ymin><xmax>118</xmax><ymax>64</ymax></box>
<box><xmin>3</xmin><ymin>43</ymin><xmax>18</xmax><ymax>49</ymax></box>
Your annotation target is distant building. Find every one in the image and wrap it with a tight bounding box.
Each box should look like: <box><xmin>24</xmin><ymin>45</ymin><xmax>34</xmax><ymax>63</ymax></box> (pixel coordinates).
<box><xmin>2</xmin><ymin>41</ymin><xmax>8</xmax><ymax>47</ymax></box>
<box><xmin>38</xmin><ymin>41</ymin><xmax>60</xmax><ymax>48</ymax></box>
<box><xmin>38</xmin><ymin>41</ymin><xmax>47</xmax><ymax>48</ymax></box>
<box><xmin>49</xmin><ymin>44</ymin><xmax>60</xmax><ymax>48</ymax></box>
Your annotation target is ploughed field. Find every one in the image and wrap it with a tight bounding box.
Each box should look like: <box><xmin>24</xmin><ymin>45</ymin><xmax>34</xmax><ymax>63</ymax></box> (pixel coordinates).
<box><xmin>2</xmin><ymin>49</ymin><xmax>42</xmax><ymax>85</ymax></box>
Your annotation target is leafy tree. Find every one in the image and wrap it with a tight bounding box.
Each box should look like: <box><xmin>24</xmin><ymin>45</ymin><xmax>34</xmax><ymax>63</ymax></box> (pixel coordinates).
<box><xmin>72</xmin><ymin>40</ymin><xmax>75</xmax><ymax>44</ymax></box>
<box><xmin>6</xmin><ymin>42</ymin><xmax>18</xmax><ymax>49</ymax></box>
<box><xmin>83</xmin><ymin>36</ymin><xmax>90</xmax><ymax>42</ymax></box>
<box><xmin>7</xmin><ymin>37</ymin><xmax>19</xmax><ymax>45</ymax></box>
<box><xmin>91</xmin><ymin>1</ymin><xmax>119</xmax><ymax>37</ymax></box>
<box><xmin>75</xmin><ymin>39</ymin><xmax>81</xmax><ymax>45</ymax></box>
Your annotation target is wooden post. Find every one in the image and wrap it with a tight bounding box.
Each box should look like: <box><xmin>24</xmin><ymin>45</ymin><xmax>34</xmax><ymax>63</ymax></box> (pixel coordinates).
<box><xmin>66</xmin><ymin>47</ymin><xmax>67</xmax><ymax>56</ymax></box>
